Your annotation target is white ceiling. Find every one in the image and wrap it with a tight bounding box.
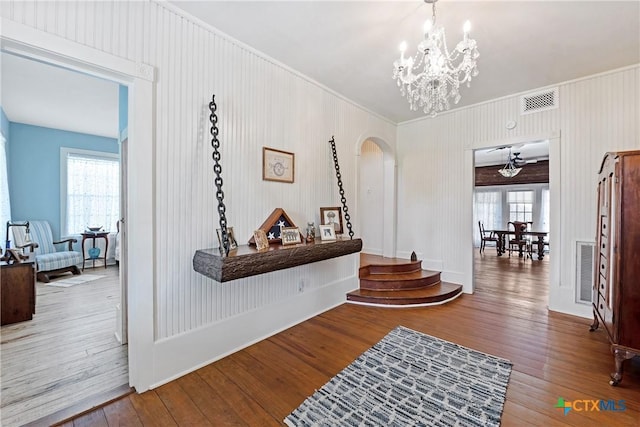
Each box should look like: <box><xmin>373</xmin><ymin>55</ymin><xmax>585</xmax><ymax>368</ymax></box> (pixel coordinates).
<box><xmin>1</xmin><ymin>52</ymin><xmax>119</xmax><ymax>139</ymax></box>
<box><xmin>0</xmin><ymin>1</ymin><xmax>638</xmax><ymax>136</ymax></box>
<box><xmin>169</xmin><ymin>0</ymin><xmax>640</xmax><ymax>123</ymax></box>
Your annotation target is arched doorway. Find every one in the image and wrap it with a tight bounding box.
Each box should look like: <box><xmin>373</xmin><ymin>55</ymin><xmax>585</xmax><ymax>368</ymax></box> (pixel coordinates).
<box><xmin>357</xmin><ymin>137</ymin><xmax>396</xmax><ymax>258</ymax></box>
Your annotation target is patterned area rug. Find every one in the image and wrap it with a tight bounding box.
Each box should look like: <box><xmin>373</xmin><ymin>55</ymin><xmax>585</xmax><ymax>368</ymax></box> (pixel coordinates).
<box><xmin>44</xmin><ymin>274</ymin><xmax>105</xmax><ymax>287</ymax></box>
<box><xmin>285</xmin><ymin>326</ymin><xmax>512</xmax><ymax>427</ymax></box>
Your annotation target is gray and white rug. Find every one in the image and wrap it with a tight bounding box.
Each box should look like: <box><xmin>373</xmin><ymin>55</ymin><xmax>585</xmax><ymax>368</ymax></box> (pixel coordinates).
<box><xmin>44</xmin><ymin>274</ymin><xmax>105</xmax><ymax>287</ymax></box>
<box><xmin>285</xmin><ymin>326</ymin><xmax>512</xmax><ymax>427</ymax></box>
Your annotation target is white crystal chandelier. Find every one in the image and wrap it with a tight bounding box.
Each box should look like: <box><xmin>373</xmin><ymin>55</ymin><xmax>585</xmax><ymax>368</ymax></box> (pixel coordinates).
<box><xmin>393</xmin><ymin>0</ymin><xmax>479</xmax><ymax>117</ymax></box>
<box><xmin>498</xmin><ymin>149</ymin><xmax>522</xmax><ymax>178</ymax></box>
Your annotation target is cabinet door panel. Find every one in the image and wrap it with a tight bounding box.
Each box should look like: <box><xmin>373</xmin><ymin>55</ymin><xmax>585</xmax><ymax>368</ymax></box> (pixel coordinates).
<box><xmin>598</xmin><ymin>253</ymin><xmax>608</xmax><ymax>285</ymax></box>
<box><xmin>596</xmin><ymin>291</ymin><xmax>614</xmax><ymax>340</ymax></box>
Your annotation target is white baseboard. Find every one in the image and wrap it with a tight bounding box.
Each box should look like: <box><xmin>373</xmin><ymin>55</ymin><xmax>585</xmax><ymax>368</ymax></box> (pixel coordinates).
<box><xmin>362</xmin><ymin>247</ymin><xmax>383</xmax><ymax>256</ymax></box>
<box><xmin>149</xmin><ymin>275</ymin><xmax>359</xmax><ymax>389</ymax></box>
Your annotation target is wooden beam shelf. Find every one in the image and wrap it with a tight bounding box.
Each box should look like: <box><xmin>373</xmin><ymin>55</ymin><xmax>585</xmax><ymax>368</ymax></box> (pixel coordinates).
<box><xmin>193</xmin><ymin>238</ymin><xmax>363</xmax><ymax>282</ymax></box>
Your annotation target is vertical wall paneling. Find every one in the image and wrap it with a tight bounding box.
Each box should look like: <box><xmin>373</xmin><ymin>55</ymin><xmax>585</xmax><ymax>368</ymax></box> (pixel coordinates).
<box><xmin>397</xmin><ymin>66</ymin><xmax>639</xmax><ymax>317</ymax></box>
<box><xmin>35</xmin><ymin>1</ymin><xmax>391</xmax><ymax>334</ymax></box>
<box><xmin>1</xmin><ymin>0</ymin><xmax>395</xmax><ymax>387</ymax></box>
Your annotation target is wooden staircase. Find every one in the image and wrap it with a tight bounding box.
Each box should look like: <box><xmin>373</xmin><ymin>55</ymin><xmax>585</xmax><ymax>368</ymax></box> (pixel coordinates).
<box><xmin>347</xmin><ymin>254</ymin><xmax>463</xmax><ymax>307</ymax></box>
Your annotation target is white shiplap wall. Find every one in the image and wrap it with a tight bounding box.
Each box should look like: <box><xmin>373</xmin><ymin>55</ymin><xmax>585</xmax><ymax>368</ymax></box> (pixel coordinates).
<box><xmin>397</xmin><ymin>65</ymin><xmax>639</xmax><ymax>317</ymax></box>
<box><xmin>0</xmin><ymin>0</ymin><xmax>396</xmax><ymax>388</ymax></box>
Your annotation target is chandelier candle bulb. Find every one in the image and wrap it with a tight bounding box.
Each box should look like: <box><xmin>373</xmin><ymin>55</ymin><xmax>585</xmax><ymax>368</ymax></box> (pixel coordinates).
<box><xmin>424</xmin><ymin>19</ymin><xmax>433</xmax><ymax>34</ymax></box>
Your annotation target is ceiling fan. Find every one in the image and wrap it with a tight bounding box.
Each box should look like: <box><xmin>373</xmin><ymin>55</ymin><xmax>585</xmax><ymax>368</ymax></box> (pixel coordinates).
<box><xmin>511</xmin><ymin>152</ymin><xmax>524</xmax><ymax>166</ymax></box>
<box><xmin>511</xmin><ymin>152</ymin><xmax>546</xmax><ymax>165</ymax></box>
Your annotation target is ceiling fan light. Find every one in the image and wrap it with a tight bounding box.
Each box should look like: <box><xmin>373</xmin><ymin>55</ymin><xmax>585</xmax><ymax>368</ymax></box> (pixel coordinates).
<box><xmin>498</xmin><ymin>167</ymin><xmax>522</xmax><ymax>178</ymax></box>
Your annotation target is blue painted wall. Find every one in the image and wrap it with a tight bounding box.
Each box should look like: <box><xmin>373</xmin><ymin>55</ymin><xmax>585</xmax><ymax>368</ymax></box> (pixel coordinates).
<box><xmin>119</xmin><ymin>85</ymin><xmax>128</xmax><ymax>138</ymax></box>
<box><xmin>0</xmin><ymin>108</ymin><xmax>9</xmax><ymax>140</ymax></box>
<box><xmin>8</xmin><ymin>123</ymin><xmax>118</xmax><ymax>242</ymax></box>
<box><xmin>1</xmin><ymin>108</ymin><xmax>9</xmax><ymax>172</ymax></box>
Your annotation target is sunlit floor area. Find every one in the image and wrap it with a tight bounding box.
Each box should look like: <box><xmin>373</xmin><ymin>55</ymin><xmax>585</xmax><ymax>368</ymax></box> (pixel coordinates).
<box><xmin>0</xmin><ymin>265</ymin><xmax>127</xmax><ymax>426</ymax></box>
<box><xmin>474</xmin><ymin>247</ymin><xmax>549</xmax><ymax>308</ymax></box>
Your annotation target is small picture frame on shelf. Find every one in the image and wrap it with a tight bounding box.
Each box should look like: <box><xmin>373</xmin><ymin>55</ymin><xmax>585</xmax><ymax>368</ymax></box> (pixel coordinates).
<box><xmin>319</xmin><ymin>224</ymin><xmax>336</xmax><ymax>241</ymax></box>
<box><xmin>280</xmin><ymin>226</ymin><xmax>302</xmax><ymax>245</ymax></box>
<box><xmin>263</xmin><ymin>147</ymin><xmax>295</xmax><ymax>183</ymax></box>
<box><xmin>216</xmin><ymin>227</ymin><xmax>238</xmax><ymax>250</ymax></box>
<box><xmin>320</xmin><ymin>207</ymin><xmax>343</xmax><ymax>234</ymax></box>
<box><xmin>253</xmin><ymin>229</ymin><xmax>269</xmax><ymax>251</ymax></box>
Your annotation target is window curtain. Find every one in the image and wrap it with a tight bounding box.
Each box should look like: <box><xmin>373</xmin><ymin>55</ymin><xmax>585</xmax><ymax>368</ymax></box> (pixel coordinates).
<box><xmin>541</xmin><ymin>188</ymin><xmax>550</xmax><ymax>233</ymax></box>
<box><xmin>66</xmin><ymin>154</ymin><xmax>120</xmax><ymax>235</ymax></box>
<box><xmin>473</xmin><ymin>191</ymin><xmax>502</xmax><ymax>247</ymax></box>
<box><xmin>0</xmin><ymin>134</ymin><xmax>10</xmax><ymax>251</ymax></box>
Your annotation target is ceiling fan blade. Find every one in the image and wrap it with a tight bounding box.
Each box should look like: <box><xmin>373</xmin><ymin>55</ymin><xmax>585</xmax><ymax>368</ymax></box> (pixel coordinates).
<box><xmin>487</xmin><ymin>145</ymin><xmax>509</xmax><ymax>153</ymax></box>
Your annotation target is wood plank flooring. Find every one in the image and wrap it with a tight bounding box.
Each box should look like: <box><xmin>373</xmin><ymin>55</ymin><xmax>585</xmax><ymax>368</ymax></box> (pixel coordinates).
<box><xmin>0</xmin><ymin>266</ymin><xmax>128</xmax><ymax>426</ymax></box>
<box><xmin>62</xmin><ymin>252</ymin><xmax>639</xmax><ymax>426</ymax></box>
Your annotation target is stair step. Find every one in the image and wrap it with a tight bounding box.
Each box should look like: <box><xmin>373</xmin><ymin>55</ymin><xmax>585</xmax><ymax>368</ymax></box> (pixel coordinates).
<box><xmin>359</xmin><ymin>260</ymin><xmax>422</xmax><ymax>276</ymax></box>
<box><xmin>359</xmin><ymin>270</ymin><xmax>441</xmax><ymax>291</ymax></box>
<box><xmin>347</xmin><ymin>282</ymin><xmax>463</xmax><ymax>306</ymax></box>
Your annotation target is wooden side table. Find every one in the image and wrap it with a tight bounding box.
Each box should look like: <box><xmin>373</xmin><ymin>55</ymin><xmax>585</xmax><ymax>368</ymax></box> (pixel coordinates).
<box><xmin>1</xmin><ymin>261</ymin><xmax>36</xmax><ymax>325</ymax></box>
<box><xmin>81</xmin><ymin>232</ymin><xmax>109</xmax><ymax>270</ymax></box>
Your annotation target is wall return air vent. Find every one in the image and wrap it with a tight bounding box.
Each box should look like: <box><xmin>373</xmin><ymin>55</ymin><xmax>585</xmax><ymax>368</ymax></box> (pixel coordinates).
<box><xmin>520</xmin><ymin>88</ymin><xmax>559</xmax><ymax>114</ymax></box>
<box><xmin>575</xmin><ymin>240</ymin><xmax>595</xmax><ymax>305</ymax></box>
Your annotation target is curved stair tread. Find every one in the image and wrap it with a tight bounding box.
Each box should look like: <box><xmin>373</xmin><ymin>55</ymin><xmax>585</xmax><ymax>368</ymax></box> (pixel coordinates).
<box><xmin>347</xmin><ymin>282</ymin><xmax>463</xmax><ymax>306</ymax></box>
<box><xmin>360</xmin><ymin>260</ymin><xmax>423</xmax><ymax>275</ymax></box>
<box><xmin>359</xmin><ymin>269</ymin><xmax>440</xmax><ymax>281</ymax></box>
<box><xmin>359</xmin><ymin>269</ymin><xmax>441</xmax><ymax>291</ymax></box>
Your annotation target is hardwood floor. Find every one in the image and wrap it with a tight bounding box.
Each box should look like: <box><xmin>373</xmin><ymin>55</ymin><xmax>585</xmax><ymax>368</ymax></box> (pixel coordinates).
<box><xmin>0</xmin><ymin>265</ymin><xmax>128</xmax><ymax>426</ymax></box>
<box><xmin>61</xmin><ymin>253</ymin><xmax>639</xmax><ymax>426</ymax></box>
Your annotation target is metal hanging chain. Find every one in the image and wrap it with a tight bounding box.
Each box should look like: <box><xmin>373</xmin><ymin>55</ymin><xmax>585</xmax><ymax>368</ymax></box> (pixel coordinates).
<box><xmin>328</xmin><ymin>136</ymin><xmax>354</xmax><ymax>239</ymax></box>
<box><xmin>209</xmin><ymin>94</ymin><xmax>230</xmax><ymax>255</ymax></box>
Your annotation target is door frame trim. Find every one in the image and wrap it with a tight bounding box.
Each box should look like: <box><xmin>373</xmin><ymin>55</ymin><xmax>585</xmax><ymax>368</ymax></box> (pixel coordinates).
<box><xmin>1</xmin><ymin>18</ymin><xmax>156</xmax><ymax>391</ymax></box>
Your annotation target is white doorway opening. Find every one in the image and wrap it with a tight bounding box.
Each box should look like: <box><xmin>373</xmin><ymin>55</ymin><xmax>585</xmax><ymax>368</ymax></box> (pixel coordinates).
<box><xmin>1</xmin><ymin>21</ymin><xmax>156</xmax><ymax>393</ymax></box>
<box><xmin>357</xmin><ymin>137</ymin><xmax>397</xmax><ymax>258</ymax></box>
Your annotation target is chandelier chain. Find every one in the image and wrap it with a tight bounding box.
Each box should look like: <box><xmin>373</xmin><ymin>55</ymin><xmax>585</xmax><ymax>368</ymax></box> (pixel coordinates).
<box><xmin>431</xmin><ymin>1</ymin><xmax>436</xmax><ymax>25</ymax></box>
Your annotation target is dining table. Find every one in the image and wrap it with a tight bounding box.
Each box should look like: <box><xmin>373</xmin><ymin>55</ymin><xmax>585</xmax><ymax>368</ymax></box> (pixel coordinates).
<box><xmin>488</xmin><ymin>229</ymin><xmax>549</xmax><ymax>260</ymax></box>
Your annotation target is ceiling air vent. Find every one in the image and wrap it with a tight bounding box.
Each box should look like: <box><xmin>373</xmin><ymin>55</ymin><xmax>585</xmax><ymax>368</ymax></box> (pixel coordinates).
<box><xmin>520</xmin><ymin>88</ymin><xmax>558</xmax><ymax>115</ymax></box>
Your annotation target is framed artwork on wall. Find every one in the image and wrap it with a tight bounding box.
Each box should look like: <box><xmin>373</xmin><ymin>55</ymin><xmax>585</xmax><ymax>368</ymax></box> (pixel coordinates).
<box><xmin>319</xmin><ymin>224</ymin><xmax>336</xmax><ymax>241</ymax></box>
<box><xmin>263</xmin><ymin>147</ymin><xmax>294</xmax><ymax>183</ymax></box>
<box><xmin>320</xmin><ymin>207</ymin><xmax>343</xmax><ymax>235</ymax></box>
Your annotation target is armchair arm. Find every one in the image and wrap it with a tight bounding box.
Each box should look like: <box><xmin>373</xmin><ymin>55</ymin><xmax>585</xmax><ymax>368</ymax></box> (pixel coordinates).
<box><xmin>54</xmin><ymin>237</ymin><xmax>77</xmax><ymax>251</ymax></box>
<box><xmin>16</xmin><ymin>242</ymin><xmax>39</xmax><ymax>253</ymax></box>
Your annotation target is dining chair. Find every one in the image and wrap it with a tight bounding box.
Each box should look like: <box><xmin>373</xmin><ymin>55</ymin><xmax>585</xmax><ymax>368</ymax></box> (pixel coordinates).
<box><xmin>478</xmin><ymin>221</ymin><xmax>498</xmax><ymax>254</ymax></box>
<box><xmin>508</xmin><ymin>221</ymin><xmax>533</xmax><ymax>258</ymax></box>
